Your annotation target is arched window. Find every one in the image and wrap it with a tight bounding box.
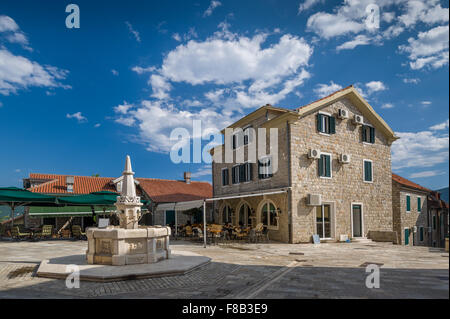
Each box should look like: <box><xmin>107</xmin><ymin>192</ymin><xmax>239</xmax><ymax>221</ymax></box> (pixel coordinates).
<box><xmin>260</xmin><ymin>201</ymin><xmax>278</xmax><ymax>229</ymax></box>
<box><xmin>238</xmin><ymin>203</ymin><xmax>251</xmax><ymax>227</ymax></box>
<box><xmin>222</xmin><ymin>205</ymin><xmax>232</xmax><ymax>224</ymax></box>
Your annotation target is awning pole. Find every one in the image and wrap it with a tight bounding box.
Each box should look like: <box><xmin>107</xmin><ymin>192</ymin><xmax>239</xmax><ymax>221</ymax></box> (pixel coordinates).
<box><xmin>11</xmin><ymin>203</ymin><xmax>14</xmax><ymax>227</ymax></box>
<box><xmin>175</xmin><ymin>210</ymin><xmax>178</xmax><ymax>238</ymax></box>
<box><xmin>203</xmin><ymin>200</ymin><xmax>207</xmax><ymax>248</ymax></box>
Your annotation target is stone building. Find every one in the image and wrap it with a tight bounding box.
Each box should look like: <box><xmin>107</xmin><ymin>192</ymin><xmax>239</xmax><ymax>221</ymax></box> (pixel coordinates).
<box><xmin>392</xmin><ymin>173</ymin><xmax>429</xmax><ymax>246</ymax></box>
<box><xmin>211</xmin><ymin>85</ymin><xmax>399</xmax><ymax>243</ymax></box>
<box><xmin>427</xmin><ymin>190</ymin><xmax>449</xmax><ymax>248</ymax></box>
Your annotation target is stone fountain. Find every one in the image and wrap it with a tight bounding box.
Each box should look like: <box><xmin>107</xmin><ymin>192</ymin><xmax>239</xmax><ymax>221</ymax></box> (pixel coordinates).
<box><xmin>86</xmin><ymin>155</ymin><xmax>171</xmax><ymax>266</ymax></box>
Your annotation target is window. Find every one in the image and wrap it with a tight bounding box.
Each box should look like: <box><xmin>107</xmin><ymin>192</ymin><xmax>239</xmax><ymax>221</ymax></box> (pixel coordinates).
<box><xmin>317</xmin><ymin>113</ymin><xmax>336</xmax><ymax>134</ymax></box>
<box><xmin>419</xmin><ymin>227</ymin><xmax>424</xmax><ymax>242</ymax></box>
<box><xmin>232</xmin><ymin>165</ymin><xmax>240</xmax><ymax>184</ymax></box>
<box><xmin>433</xmin><ymin>215</ymin><xmax>437</xmax><ymax>230</ymax></box>
<box><xmin>417</xmin><ymin>197</ymin><xmax>421</xmax><ymax>213</ymax></box>
<box><xmin>238</xmin><ymin>203</ymin><xmax>251</xmax><ymax>227</ymax></box>
<box><xmin>316</xmin><ymin>204</ymin><xmax>332</xmax><ymax>238</ymax></box>
<box><xmin>232</xmin><ymin>131</ymin><xmax>244</xmax><ymax>150</ymax></box>
<box><xmin>261</xmin><ymin>202</ymin><xmax>278</xmax><ymax>229</ymax></box>
<box><xmin>406</xmin><ymin>195</ymin><xmax>411</xmax><ymax>212</ymax></box>
<box><xmin>243</xmin><ymin>126</ymin><xmax>253</xmax><ymax>145</ymax></box>
<box><xmin>363</xmin><ymin>160</ymin><xmax>373</xmax><ymax>182</ymax></box>
<box><xmin>318</xmin><ymin>153</ymin><xmax>332</xmax><ymax>178</ymax></box>
<box><xmin>222</xmin><ymin>205</ymin><xmax>232</xmax><ymax>224</ymax></box>
<box><xmin>362</xmin><ymin>125</ymin><xmax>375</xmax><ymax>143</ymax></box>
<box><xmin>221</xmin><ymin>168</ymin><xmax>229</xmax><ymax>186</ymax></box>
<box><xmin>242</xmin><ymin>162</ymin><xmax>253</xmax><ymax>182</ymax></box>
<box><xmin>258</xmin><ymin>156</ymin><xmax>273</xmax><ymax>179</ymax></box>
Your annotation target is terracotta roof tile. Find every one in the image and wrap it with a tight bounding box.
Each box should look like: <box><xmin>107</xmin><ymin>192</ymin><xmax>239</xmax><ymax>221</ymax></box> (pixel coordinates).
<box><xmin>392</xmin><ymin>173</ymin><xmax>431</xmax><ymax>193</ymax></box>
<box><xmin>26</xmin><ymin>173</ymin><xmax>212</xmax><ymax>203</ymax></box>
<box><xmin>136</xmin><ymin>178</ymin><xmax>212</xmax><ymax>203</ymax></box>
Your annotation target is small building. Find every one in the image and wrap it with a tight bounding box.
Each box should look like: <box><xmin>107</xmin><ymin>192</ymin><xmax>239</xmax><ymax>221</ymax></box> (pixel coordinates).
<box><xmin>428</xmin><ymin>190</ymin><xmax>449</xmax><ymax>248</ymax></box>
<box><xmin>22</xmin><ymin>172</ymin><xmax>212</xmax><ymax>232</ymax></box>
<box><xmin>392</xmin><ymin>174</ymin><xmax>429</xmax><ymax>246</ymax></box>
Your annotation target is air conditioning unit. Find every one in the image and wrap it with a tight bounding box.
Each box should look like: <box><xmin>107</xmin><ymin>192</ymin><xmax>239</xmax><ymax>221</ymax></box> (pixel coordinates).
<box><xmin>307</xmin><ymin>194</ymin><xmax>322</xmax><ymax>206</ymax></box>
<box><xmin>353</xmin><ymin>114</ymin><xmax>364</xmax><ymax>125</ymax></box>
<box><xmin>338</xmin><ymin>109</ymin><xmax>349</xmax><ymax>119</ymax></box>
<box><xmin>308</xmin><ymin>149</ymin><xmax>321</xmax><ymax>159</ymax></box>
<box><xmin>339</xmin><ymin>153</ymin><xmax>351</xmax><ymax>164</ymax></box>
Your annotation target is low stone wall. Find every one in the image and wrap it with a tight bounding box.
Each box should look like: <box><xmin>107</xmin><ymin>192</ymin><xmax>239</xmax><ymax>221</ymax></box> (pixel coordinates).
<box><xmin>368</xmin><ymin>230</ymin><xmax>398</xmax><ymax>244</ymax></box>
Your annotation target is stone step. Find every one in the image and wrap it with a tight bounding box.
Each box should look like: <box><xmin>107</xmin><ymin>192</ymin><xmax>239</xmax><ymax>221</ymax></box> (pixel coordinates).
<box><xmin>351</xmin><ymin>237</ymin><xmax>373</xmax><ymax>243</ymax></box>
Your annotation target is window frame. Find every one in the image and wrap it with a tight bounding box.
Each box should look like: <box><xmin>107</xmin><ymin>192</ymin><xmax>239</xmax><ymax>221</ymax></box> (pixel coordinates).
<box><xmin>231</xmin><ymin>165</ymin><xmax>240</xmax><ymax>184</ymax></box>
<box><xmin>318</xmin><ymin>152</ymin><xmax>332</xmax><ymax>179</ymax></box>
<box><xmin>317</xmin><ymin>111</ymin><xmax>336</xmax><ymax>136</ymax></box>
<box><xmin>363</xmin><ymin>159</ymin><xmax>373</xmax><ymax>183</ymax></box>
<box><xmin>406</xmin><ymin>194</ymin><xmax>411</xmax><ymax>213</ymax></box>
<box><xmin>417</xmin><ymin>197</ymin><xmax>422</xmax><ymax>213</ymax></box>
<box><xmin>362</xmin><ymin>124</ymin><xmax>375</xmax><ymax>144</ymax></box>
<box><xmin>258</xmin><ymin>155</ymin><xmax>273</xmax><ymax>180</ymax></box>
<box><xmin>260</xmin><ymin>200</ymin><xmax>279</xmax><ymax>230</ymax></box>
<box><xmin>221</xmin><ymin>168</ymin><xmax>229</xmax><ymax>186</ymax></box>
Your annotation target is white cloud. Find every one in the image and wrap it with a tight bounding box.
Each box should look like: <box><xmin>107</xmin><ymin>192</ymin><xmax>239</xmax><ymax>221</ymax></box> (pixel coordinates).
<box><xmin>298</xmin><ymin>0</ymin><xmax>323</xmax><ymax>14</ymax></box>
<box><xmin>160</xmin><ymin>33</ymin><xmax>312</xmax><ymax>85</ymax></box>
<box><xmin>203</xmin><ymin>1</ymin><xmax>222</xmax><ymax>17</ymax></box>
<box><xmin>66</xmin><ymin>112</ymin><xmax>87</xmax><ymax>123</ymax></box>
<box><xmin>313</xmin><ymin>81</ymin><xmax>343</xmax><ymax>97</ymax></box>
<box><xmin>14</xmin><ymin>168</ymin><xmax>21</xmax><ymax>173</ymax></box>
<box><xmin>365</xmin><ymin>81</ymin><xmax>387</xmax><ymax>94</ymax></box>
<box><xmin>392</xmin><ymin>130</ymin><xmax>449</xmax><ymax>169</ymax></box>
<box><xmin>114</xmin><ymin>101</ymin><xmax>133</xmax><ymax>114</ymax></box>
<box><xmin>132</xmin><ymin>66</ymin><xmax>156</xmax><ymax>74</ymax></box>
<box><xmin>336</xmin><ymin>35</ymin><xmax>372</xmax><ymax>51</ymax></box>
<box><xmin>0</xmin><ymin>15</ymin><xmax>29</xmax><ymax>47</ymax></box>
<box><xmin>403</xmin><ymin>78</ymin><xmax>420</xmax><ymax>84</ymax></box>
<box><xmin>399</xmin><ymin>25</ymin><xmax>449</xmax><ymax>70</ymax></box>
<box><xmin>149</xmin><ymin>74</ymin><xmax>171</xmax><ymax>100</ymax></box>
<box><xmin>306</xmin><ymin>12</ymin><xmax>365</xmax><ymax>39</ymax></box>
<box><xmin>421</xmin><ymin>100</ymin><xmax>432</xmax><ymax>106</ymax></box>
<box><xmin>115</xmin><ymin>25</ymin><xmax>314</xmax><ymax>153</ymax></box>
<box><xmin>172</xmin><ymin>33</ymin><xmax>181</xmax><ymax>42</ymax></box>
<box><xmin>111</xmin><ymin>69</ymin><xmax>119</xmax><ymax>76</ymax></box>
<box><xmin>430</xmin><ymin>119</ymin><xmax>449</xmax><ymax>131</ymax></box>
<box><xmin>0</xmin><ymin>49</ymin><xmax>69</xmax><ymax>96</ymax></box>
<box><xmin>381</xmin><ymin>103</ymin><xmax>394</xmax><ymax>109</ymax></box>
<box><xmin>410</xmin><ymin>170</ymin><xmax>446</xmax><ymax>178</ymax></box>
<box><xmin>94</xmin><ymin>123</ymin><xmax>101</xmax><ymax>128</ymax></box>
<box><xmin>191</xmin><ymin>165</ymin><xmax>212</xmax><ymax>178</ymax></box>
<box><xmin>125</xmin><ymin>21</ymin><xmax>141</xmax><ymax>42</ymax></box>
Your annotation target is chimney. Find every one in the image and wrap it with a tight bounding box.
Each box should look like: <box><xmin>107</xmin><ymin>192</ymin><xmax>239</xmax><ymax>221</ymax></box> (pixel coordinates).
<box><xmin>184</xmin><ymin>172</ymin><xmax>191</xmax><ymax>184</ymax></box>
<box><xmin>66</xmin><ymin>176</ymin><xmax>74</xmax><ymax>193</ymax></box>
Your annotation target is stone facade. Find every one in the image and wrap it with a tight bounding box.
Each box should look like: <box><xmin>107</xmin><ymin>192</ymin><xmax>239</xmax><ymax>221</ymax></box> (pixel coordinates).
<box><xmin>392</xmin><ymin>181</ymin><xmax>428</xmax><ymax>246</ymax></box>
<box><xmin>212</xmin><ymin>92</ymin><xmax>396</xmax><ymax>243</ymax></box>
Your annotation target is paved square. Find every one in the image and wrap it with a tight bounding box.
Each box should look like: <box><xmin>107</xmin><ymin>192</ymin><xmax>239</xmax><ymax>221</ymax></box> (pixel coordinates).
<box><xmin>0</xmin><ymin>240</ymin><xmax>448</xmax><ymax>298</ymax></box>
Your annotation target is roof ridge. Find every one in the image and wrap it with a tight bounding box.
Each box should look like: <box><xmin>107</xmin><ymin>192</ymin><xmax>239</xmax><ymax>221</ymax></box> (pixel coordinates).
<box><xmin>392</xmin><ymin>173</ymin><xmax>431</xmax><ymax>192</ymax></box>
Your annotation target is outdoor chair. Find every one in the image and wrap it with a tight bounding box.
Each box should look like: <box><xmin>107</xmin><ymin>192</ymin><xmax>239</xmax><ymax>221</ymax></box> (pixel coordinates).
<box><xmin>34</xmin><ymin>225</ymin><xmax>53</xmax><ymax>240</ymax></box>
<box><xmin>71</xmin><ymin>225</ymin><xmax>86</xmax><ymax>240</ymax></box>
<box><xmin>185</xmin><ymin>225</ymin><xmax>193</xmax><ymax>238</ymax></box>
<box><xmin>10</xmin><ymin>226</ymin><xmax>31</xmax><ymax>240</ymax></box>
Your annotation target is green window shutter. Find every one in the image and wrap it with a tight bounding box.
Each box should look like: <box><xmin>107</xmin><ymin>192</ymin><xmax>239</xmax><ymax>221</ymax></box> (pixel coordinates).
<box><xmin>370</xmin><ymin>127</ymin><xmax>375</xmax><ymax>143</ymax></box>
<box><xmin>318</xmin><ymin>155</ymin><xmax>324</xmax><ymax>177</ymax></box>
<box><xmin>329</xmin><ymin>116</ymin><xmax>336</xmax><ymax>134</ymax></box>
<box><xmin>406</xmin><ymin>195</ymin><xmax>411</xmax><ymax>211</ymax></box>
<box><xmin>325</xmin><ymin>155</ymin><xmax>331</xmax><ymax>177</ymax></box>
<box><xmin>368</xmin><ymin>161</ymin><xmax>372</xmax><ymax>181</ymax></box>
<box><xmin>364</xmin><ymin>161</ymin><xmax>372</xmax><ymax>182</ymax></box>
<box><xmin>317</xmin><ymin>114</ymin><xmax>323</xmax><ymax>132</ymax></box>
<box><xmin>417</xmin><ymin>197</ymin><xmax>421</xmax><ymax>212</ymax></box>
<box><xmin>362</xmin><ymin>126</ymin><xmax>367</xmax><ymax>142</ymax></box>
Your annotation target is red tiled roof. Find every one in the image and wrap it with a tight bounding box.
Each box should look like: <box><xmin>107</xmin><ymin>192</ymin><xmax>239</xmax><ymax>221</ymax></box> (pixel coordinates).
<box><xmin>28</xmin><ymin>173</ymin><xmax>116</xmax><ymax>194</ymax></box>
<box><xmin>137</xmin><ymin>178</ymin><xmax>212</xmax><ymax>203</ymax></box>
<box><xmin>392</xmin><ymin>173</ymin><xmax>431</xmax><ymax>193</ymax></box>
<box><xmin>26</xmin><ymin>173</ymin><xmax>212</xmax><ymax>203</ymax></box>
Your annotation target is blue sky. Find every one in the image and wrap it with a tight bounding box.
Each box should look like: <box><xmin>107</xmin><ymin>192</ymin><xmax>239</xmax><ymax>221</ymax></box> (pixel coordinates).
<box><xmin>0</xmin><ymin>0</ymin><xmax>448</xmax><ymax>190</ymax></box>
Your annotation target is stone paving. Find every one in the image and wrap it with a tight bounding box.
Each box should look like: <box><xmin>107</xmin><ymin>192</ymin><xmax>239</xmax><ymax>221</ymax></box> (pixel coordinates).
<box><xmin>0</xmin><ymin>239</ymin><xmax>448</xmax><ymax>299</ymax></box>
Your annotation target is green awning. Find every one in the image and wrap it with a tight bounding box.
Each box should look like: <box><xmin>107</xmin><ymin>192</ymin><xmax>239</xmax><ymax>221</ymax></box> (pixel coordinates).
<box><xmin>57</xmin><ymin>191</ymin><xmax>150</xmax><ymax>206</ymax></box>
<box><xmin>0</xmin><ymin>187</ymin><xmax>58</xmax><ymax>205</ymax></box>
